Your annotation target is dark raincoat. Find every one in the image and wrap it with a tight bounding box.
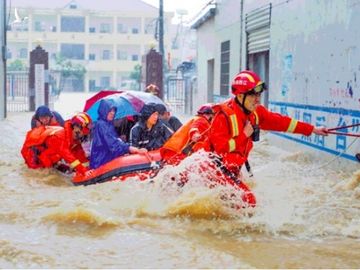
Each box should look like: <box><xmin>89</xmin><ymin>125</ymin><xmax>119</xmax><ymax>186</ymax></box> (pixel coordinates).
<box><xmin>90</xmin><ymin>99</ymin><xmax>130</xmax><ymax>169</ymax></box>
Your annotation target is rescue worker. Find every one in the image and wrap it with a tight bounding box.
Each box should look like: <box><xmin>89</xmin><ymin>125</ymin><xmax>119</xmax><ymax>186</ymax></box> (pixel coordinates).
<box><xmin>161</xmin><ymin>103</ymin><xmax>214</xmax><ymax>164</ymax></box>
<box><xmin>90</xmin><ymin>99</ymin><xmax>147</xmax><ymax>169</ymax></box>
<box><xmin>209</xmin><ymin>70</ymin><xmax>329</xmax><ymax>177</ymax></box>
<box><xmin>130</xmin><ymin>103</ymin><xmax>173</xmax><ymax>150</ymax></box>
<box><xmin>155</xmin><ymin>103</ymin><xmax>183</xmax><ymax>132</ymax></box>
<box><xmin>21</xmin><ymin>112</ymin><xmax>92</xmax><ymax>175</ymax></box>
<box><xmin>31</xmin><ymin>105</ymin><xmax>64</xmax><ymax>129</ymax></box>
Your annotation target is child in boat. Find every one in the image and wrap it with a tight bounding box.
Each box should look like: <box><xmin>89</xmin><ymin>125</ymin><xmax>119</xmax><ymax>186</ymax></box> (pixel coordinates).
<box><xmin>90</xmin><ymin>99</ymin><xmax>147</xmax><ymax>169</ymax></box>
<box><xmin>130</xmin><ymin>103</ymin><xmax>173</xmax><ymax>151</ymax></box>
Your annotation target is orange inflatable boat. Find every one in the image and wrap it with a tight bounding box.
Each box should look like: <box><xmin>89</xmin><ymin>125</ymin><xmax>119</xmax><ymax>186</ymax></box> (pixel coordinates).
<box><xmin>72</xmin><ymin>149</ymin><xmax>256</xmax><ymax>207</ymax></box>
<box><xmin>72</xmin><ymin>150</ymin><xmax>162</xmax><ymax>186</ymax></box>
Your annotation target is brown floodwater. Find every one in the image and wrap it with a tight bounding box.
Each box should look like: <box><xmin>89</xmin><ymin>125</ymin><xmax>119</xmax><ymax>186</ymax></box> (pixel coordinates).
<box><xmin>0</xmin><ymin>98</ymin><xmax>359</xmax><ymax>268</ymax></box>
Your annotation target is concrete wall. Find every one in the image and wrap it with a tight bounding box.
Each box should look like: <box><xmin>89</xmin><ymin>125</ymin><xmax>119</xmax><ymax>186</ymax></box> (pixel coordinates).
<box><xmin>267</xmin><ymin>0</ymin><xmax>360</xmax><ymax>161</ymax></box>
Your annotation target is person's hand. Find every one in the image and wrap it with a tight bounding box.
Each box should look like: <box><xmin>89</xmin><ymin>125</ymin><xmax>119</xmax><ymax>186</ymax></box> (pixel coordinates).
<box><xmin>313</xmin><ymin>126</ymin><xmax>329</xmax><ymax>136</ymax></box>
<box><xmin>84</xmin><ymin>169</ymin><xmax>94</xmax><ymax>177</ymax></box>
<box><xmin>129</xmin><ymin>146</ymin><xmax>148</xmax><ymax>154</ymax></box>
<box><xmin>191</xmin><ymin>132</ymin><xmax>201</xmax><ymax>142</ymax></box>
<box><xmin>243</xmin><ymin>121</ymin><xmax>254</xmax><ymax>138</ymax></box>
<box><xmin>75</xmin><ymin>163</ymin><xmax>88</xmax><ymax>175</ymax></box>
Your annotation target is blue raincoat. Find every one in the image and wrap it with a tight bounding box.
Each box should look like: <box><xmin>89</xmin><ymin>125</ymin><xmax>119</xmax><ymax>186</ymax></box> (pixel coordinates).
<box><xmin>90</xmin><ymin>99</ymin><xmax>130</xmax><ymax>169</ymax></box>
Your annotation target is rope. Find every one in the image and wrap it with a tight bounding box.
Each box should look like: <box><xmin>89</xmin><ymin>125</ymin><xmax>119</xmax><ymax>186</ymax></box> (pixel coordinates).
<box><xmin>306</xmin><ymin>136</ymin><xmax>359</xmax><ymax>172</ymax></box>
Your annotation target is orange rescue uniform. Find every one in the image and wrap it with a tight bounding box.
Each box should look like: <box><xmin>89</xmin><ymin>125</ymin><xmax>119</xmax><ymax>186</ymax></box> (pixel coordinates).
<box><xmin>161</xmin><ymin>115</ymin><xmax>211</xmax><ymax>164</ymax></box>
<box><xmin>209</xmin><ymin>98</ymin><xmax>314</xmax><ymax>174</ymax></box>
<box><xmin>21</xmin><ymin>121</ymin><xmax>88</xmax><ymax>173</ymax></box>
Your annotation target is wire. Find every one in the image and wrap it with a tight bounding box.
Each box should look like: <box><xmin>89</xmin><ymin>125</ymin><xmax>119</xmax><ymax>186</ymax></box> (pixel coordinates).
<box><xmin>306</xmin><ymin>136</ymin><xmax>359</xmax><ymax>172</ymax></box>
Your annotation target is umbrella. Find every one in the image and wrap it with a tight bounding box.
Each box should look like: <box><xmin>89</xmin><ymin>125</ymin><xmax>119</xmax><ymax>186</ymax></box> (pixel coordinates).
<box><xmin>83</xmin><ymin>90</ymin><xmax>122</xmax><ymax>112</ymax></box>
<box><xmin>85</xmin><ymin>91</ymin><xmax>168</xmax><ymax>121</ymax></box>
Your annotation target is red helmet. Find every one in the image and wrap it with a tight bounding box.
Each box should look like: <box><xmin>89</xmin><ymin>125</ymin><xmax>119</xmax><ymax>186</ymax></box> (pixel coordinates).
<box><xmin>71</xmin><ymin>112</ymin><xmax>92</xmax><ymax>135</ymax></box>
<box><xmin>197</xmin><ymin>103</ymin><xmax>214</xmax><ymax>115</ymax></box>
<box><xmin>231</xmin><ymin>70</ymin><xmax>266</xmax><ymax>95</ymax></box>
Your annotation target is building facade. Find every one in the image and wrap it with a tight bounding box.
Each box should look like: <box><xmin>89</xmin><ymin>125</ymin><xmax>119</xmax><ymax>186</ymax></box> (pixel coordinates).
<box><xmin>192</xmin><ymin>0</ymin><xmax>360</xmax><ymax>162</ymax></box>
<box><xmin>7</xmin><ymin>0</ymin><xmax>180</xmax><ymax>92</ymax></box>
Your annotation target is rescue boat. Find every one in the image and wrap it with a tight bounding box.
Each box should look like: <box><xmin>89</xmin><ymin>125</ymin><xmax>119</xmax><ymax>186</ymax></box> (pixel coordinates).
<box><xmin>72</xmin><ymin>149</ymin><xmax>256</xmax><ymax>207</ymax></box>
<box><xmin>72</xmin><ymin>150</ymin><xmax>162</xmax><ymax>186</ymax></box>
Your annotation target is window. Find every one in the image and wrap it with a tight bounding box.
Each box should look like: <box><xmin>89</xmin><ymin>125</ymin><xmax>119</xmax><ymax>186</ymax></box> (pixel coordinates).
<box><xmin>117</xmin><ymin>51</ymin><xmax>127</xmax><ymax>60</ymax></box>
<box><xmin>100</xmin><ymin>77</ymin><xmax>110</xmax><ymax>88</ymax></box>
<box><xmin>7</xmin><ymin>50</ymin><xmax>12</xmax><ymax>59</ymax></box>
<box><xmin>89</xmin><ymin>27</ymin><xmax>96</xmax><ymax>33</ymax></box>
<box><xmin>89</xmin><ymin>53</ymin><xmax>96</xmax><ymax>60</ymax></box>
<box><xmin>89</xmin><ymin>80</ymin><xmax>96</xmax><ymax>91</ymax></box>
<box><xmin>132</xmin><ymin>54</ymin><xmax>138</xmax><ymax>61</ymax></box>
<box><xmin>61</xmin><ymin>16</ymin><xmax>85</xmax><ymax>32</ymax></box>
<box><xmin>132</xmin><ymin>28</ymin><xmax>139</xmax><ymax>34</ymax></box>
<box><xmin>60</xmin><ymin>44</ymin><xmax>85</xmax><ymax>59</ymax></box>
<box><xmin>100</xmin><ymin>24</ymin><xmax>111</xmax><ymax>33</ymax></box>
<box><xmin>34</xmin><ymin>21</ymin><xmax>43</xmax><ymax>32</ymax></box>
<box><xmin>117</xmin><ymin>24</ymin><xmax>127</xmax><ymax>34</ymax></box>
<box><xmin>102</xmin><ymin>50</ymin><xmax>110</xmax><ymax>60</ymax></box>
<box><xmin>19</xmin><ymin>48</ymin><xmax>27</xmax><ymax>58</ymax></box>
<box><xmin>220</xmin><ymin>40</ymin><xmax>230</xmax><ymax>96</ymax></box>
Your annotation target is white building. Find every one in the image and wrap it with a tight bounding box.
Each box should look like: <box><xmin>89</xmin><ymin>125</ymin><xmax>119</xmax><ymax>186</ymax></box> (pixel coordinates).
<box><xmin>6</xmin><ymin>0</ymin><xmax>189</xmax><ymax>92</ymax></box>
<box><xmin>192</xmin><ymin>0</ymin><xmax>360</xmax><ymax>163</ymax></box>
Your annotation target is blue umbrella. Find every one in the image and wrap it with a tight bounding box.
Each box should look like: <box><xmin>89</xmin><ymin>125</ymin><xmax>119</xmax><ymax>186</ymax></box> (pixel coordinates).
<box><xmin>86</xmin><ymin>94</ymin><xmax>139</xmax><ymax>121</ymax></box>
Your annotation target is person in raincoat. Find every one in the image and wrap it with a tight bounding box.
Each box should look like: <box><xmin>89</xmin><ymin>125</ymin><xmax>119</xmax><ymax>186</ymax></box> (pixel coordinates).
<box><xmin>208</xmin><ymin>70</ymin><xmax>329</xmax><ymax>177</ymax></box>
<box><xmin>130</xmin><ymin>103</ymin><xmax>173</xmax><ymax>151</ymax></box>
<box><xmin>31</xmin><ymin>105</ymin><xmax>64</xmax><ymax>129</ymax></box>
<box><xmin>161</xmin><ymin>103</ymin><xmax>214</xmax><ymax>164</ymax></box>
<box><xmin>90</xmin><ymin>99</ymin><xmax>147</xmax><ymax>169</ymax></box>
<box><xmin>154</xmin><ymin>103</ymin><xmax>183</xmax><ymax>132</ymax></box>
<box><xmin>21</xmin><ymin>112</ymin><xmax>92</xmax><ymax>175</ymax></box>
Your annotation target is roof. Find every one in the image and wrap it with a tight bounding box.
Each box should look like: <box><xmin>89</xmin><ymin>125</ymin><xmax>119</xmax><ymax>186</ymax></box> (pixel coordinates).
<box><xmin>190</xmin><ymin>1</ymin><xmax>216</xmax><ymax>29</ymax></box>
<box><xmin>9</xmin><ymin>0</ymin><xmax>158</xmax><ymax>13</ymax></box>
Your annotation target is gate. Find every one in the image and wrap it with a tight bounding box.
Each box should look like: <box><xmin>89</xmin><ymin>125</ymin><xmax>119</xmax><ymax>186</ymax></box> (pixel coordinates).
<box><xmin>6</xmin><ymin>70</ymin><xmax>57</xmax><ymax>112</ymax></box>
<box><xmin>6</xmin><ymin>71</ymin><xmax>29</xmax><ymax>112</ymax></box>
<box><xmin>165</xmin><ymin>75</ymin><xmax>195</xmax><ymax>115</ymax></box>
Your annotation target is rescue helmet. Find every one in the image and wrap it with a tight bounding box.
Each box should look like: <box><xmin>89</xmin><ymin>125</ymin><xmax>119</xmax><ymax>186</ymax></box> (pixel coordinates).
<box><xmin>35</xmin><ymin>105</ymin><xmax>52</xmax><ymax>119</ymax></box>
<box><xmin>197</xmin><ymin>103</ymin><xmax>214</xmax><ymax>115</ymax></box>
<box><xmin>231</xmin><ymin>70</ymin><xmax>267</xmax><ymax>95</ymax></box>
<box><xmin>71</xmin><ymin>112</ymin><xmax>92</xmax><ymax>135</ymax></box>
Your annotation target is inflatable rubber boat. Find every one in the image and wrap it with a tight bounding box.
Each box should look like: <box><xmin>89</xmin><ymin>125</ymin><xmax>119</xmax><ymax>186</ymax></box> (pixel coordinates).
<box><xmin>72</xmin><ymin>149</ymin><xmax>256</xmax><ymax>207</ymax></box>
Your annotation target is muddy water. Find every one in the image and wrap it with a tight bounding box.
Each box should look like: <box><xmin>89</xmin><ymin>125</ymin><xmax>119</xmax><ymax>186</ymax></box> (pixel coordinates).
<box><xmin>0</xmin><ymin>94</ymin><xmax>359</xmax><ymax>268</ymax></box>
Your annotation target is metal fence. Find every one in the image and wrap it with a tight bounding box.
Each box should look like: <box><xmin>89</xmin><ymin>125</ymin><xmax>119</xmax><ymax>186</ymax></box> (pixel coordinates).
<box><xmin>6</xmin><ymin>71</ymin><xmax>29</xmax><ymax>112</ymax></box>
<box><xmin>165</xmin><ymin>73</ymin><xmax>196</xmax><ymax>115</ymax></box>
<box><xmin>6</xmin><ymin>70</ymin><xmax>58</xmax><ymax>112</ymax></box>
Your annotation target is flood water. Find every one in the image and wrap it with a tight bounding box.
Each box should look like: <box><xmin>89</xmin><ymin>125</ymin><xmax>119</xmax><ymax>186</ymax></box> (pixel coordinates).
<box><xmin>0</xmin><ymin>93</ymin><xmax>359</xmax><ymax>268</ymax></box>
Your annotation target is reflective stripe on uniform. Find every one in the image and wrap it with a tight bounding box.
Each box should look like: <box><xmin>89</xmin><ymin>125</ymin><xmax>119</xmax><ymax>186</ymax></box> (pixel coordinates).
<box><xmin>253</xmin><ymin>111</ymin><xmax>259</xmax><ymax>125</ymax></box>
<box><xmin>228</xmin><ymin>138</ymin><xmax>236</xmax><ymax>152</ymax></box>
<box><xmin>82</xmin><ymin>162</ymin><xmax>89</xmax><ymax>167</ymax></box>
<box><xmin>70</xmin><ymin>159</ymin><xmax>81</xmax><ymax>168</ymax></box>
<box><xmin>229</xmin><ymin>114</ymin><xmax>239</xmax><ymax>137</ymax></box>
<box><xmin>286</xmin><ymin>118</ymin><xmax>298</xmax><ymax>133</ymax></box>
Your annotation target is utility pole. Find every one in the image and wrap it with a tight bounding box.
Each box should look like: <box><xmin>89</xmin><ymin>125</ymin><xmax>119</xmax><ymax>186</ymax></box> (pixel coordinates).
<box><xmin>0</xmin><ymin>0</ymin><xmax>7</xmax><ymax>119</ymax></box>
<box><xmin>158</xmin><ymin>0</ymin><xmax>164</xmax><ymax>99</ymax></box>
<box><xmin>159</xmin><ymin>0</ymin><xmax>164</xmax><ymax>58</ymax></box>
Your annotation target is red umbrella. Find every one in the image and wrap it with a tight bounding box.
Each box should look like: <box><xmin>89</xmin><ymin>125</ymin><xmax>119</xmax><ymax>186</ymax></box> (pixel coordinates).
<box><xmin>83</xmin><ymin>90</ymin><xmax>122</xmax><ymax>111</ymax></box>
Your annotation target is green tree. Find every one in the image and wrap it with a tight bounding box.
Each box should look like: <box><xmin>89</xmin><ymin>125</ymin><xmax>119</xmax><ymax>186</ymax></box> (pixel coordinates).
<box><xmin>130</xmin><ymin>64</ymin><xmax>142</xmax><ymax>91</ymax></box>
<box><xmin>7</xmin><ymin>59</ymin><xmax>26</xmax><ymax>71</ymax></box>
<box><xmin>54</xmin><ymin>54</ymin><xmax>86</xmax><ymax>94</ymax></box>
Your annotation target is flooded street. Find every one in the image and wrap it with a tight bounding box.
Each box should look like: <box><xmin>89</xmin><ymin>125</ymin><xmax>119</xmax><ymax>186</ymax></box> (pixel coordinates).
<box><xmin>0</xmin><ymin>93</ymin><xmax>359</xmax><ymax>268</ymax></box>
